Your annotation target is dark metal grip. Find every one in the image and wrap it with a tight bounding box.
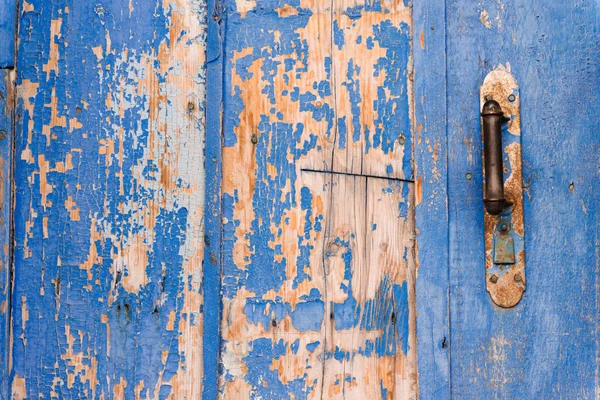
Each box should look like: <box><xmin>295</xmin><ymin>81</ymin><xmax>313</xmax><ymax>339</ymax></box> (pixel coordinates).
<box><xmin>481</xmin><ymin>100</ymin><xmax>507</xmax><ymax>215</ymax></box>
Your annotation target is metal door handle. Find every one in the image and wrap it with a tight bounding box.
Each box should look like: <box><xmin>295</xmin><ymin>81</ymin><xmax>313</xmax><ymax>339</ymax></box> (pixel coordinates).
<box><xmin>481</xmin><ymin>100</ymin><xmax>507</xmax><ymax>215</ymax></box>
<box><xmin>480</xmin><ymin>69</ymin><xmax>526</xmax><ymax>308</ymax></box>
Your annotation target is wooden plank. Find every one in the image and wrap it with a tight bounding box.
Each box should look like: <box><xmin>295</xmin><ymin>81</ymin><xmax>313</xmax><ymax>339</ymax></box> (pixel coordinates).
<box><xmin>330</xmin><ymin>1</ymin><xmax>413</xmax><ymax>180</ymax></box>
<box><xmin>221</xmin><ymin>0</ymin><xmax>333</xmax><ymax>176</ymax></box>
<box><xmin>218</xmin><ymin>0</ymin><xmax>413</xmax><ymax>180</ymax></box>
<box><xmin>322</xmin><ymin>175</ymin><xmax>416</xmax><ymax>398</ymax></box>
<box><xmin>219</xmin><ymin>170</ymin><xmax>330</xmax><ymax>398</ymax></box>
<box><xmin>202</xmin><ymin>0</ymin><xmax>224</xmax><ymax>398</ymax></box>
<box><xmin>412</xmin><ymin>0</ymin><xmax>450</xmax><ymax>397</ymax></box>
<box><xmin>0</xmin><ymin>69</ymin><xmax>14</xmax><ymax>400</ymax></box>
<box><xmin>217</xmin><ymin>1</ymin><xmax>417</xmax><ymax>396</ymax></box>
<box><xmin>11</xmin><ymin>1</ymin><xmax>207</xmax><ymax>398</ymax></box>
<box><xmin>219</xmin><ymin>167</ymin><xmax>416</xmax><ymax>398</ymax></box>
<box><xmin>446</xmin><ymin>0</ymin><xmax>600</xmax><ymax>398</ymax></box>
<box><xmin>0</xmin><ymin>0</ymin><xmax>16</xmax><ymax>68</ymax></box>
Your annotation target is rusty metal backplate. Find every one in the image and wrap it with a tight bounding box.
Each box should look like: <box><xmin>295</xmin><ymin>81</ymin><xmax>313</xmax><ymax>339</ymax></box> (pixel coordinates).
<box><xmin>481</xmin><ymin>66</ymin><xmax>526</xmax><ymax>308</ymax></box>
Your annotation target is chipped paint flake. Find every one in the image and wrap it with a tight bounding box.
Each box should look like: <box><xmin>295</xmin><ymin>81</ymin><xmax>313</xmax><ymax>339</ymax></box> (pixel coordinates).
<box><xmin>480</xmin><ymin>10</ymin><xmax>492</xmax><ymax>29</ymax></box>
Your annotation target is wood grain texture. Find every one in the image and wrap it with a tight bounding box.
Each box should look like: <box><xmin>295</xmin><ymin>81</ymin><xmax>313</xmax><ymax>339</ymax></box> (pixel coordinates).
<box><xmin>10</xmin><ymin>1</ymin><xmax>207</xmax><ymax>398</ymax></box>
<box><xmin>447</xmin><ymin>0</ymin><xmax>600</xmax><ymax>398</ymax></box>
<box><xmin>0</xmin><ymin>70</ymin><xmax>14</xmax><ymax>400</ymax></box>
<box><xmin>329</xmin><ymin>2</ymin><xmax>413</xmax><ymax>179</ymax></box>
<box><xmin>0</xmin><ymin>0</ymin><xmax>16</xmax><ymax>68</ymax></box>
<box><xmin>202</xmin><ymin>0</ymin><xmax>225</xmax><ymax>397</ymax></box>
<box><xmin>412</xmin><ymin>0</ymin><xmax>450</xmax><ymax>398</ymax></box>
<box><xmin>218</xmin><ymin>0</ymin><xmax>417</xmax><ymax>398</ymax></box>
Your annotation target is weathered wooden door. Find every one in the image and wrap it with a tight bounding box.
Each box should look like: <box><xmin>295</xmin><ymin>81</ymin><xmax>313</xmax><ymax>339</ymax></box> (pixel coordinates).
<box><xmin>207</xmin><ymin>0</ymin><xmax>419</xmax><ymax>398</ymax></box>
<box><xmin>5</xmin><ymin>0</ymin><xmax>209</xmax><ymax>398</ymax></box>
<box><xmin>427</xmin><ymin>1</ymin><xmax>600</xmax><ymax>399</ymax></box>
<box><xmin>201</xmin><ymin>0</ymin><xmax>599</xmax><ymax>398</ymax></box>
<box><xmin>1</xmin><ymin>0</ymin><xmax>598</xmax><ymax>399</ymax></box>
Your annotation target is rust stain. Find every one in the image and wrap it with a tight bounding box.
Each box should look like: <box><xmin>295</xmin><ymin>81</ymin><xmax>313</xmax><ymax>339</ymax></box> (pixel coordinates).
<box><xmin>481</xmin><ymin>67</ymin><xmax>526</xmax><ymax>308</ymax></box>
<box><xmin>504</xmin><ymin>142</ymin><xmax>524</xmax><ymax>236</ymax></box>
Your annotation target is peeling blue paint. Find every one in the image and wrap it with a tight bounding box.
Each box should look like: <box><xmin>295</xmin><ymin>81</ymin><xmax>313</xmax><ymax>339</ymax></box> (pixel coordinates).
<box><xmin>371</xmin><ymin>21</ymin><xmax>411</xmax><ymax>160</ymax></box>
<box><xmin>11</xmin><ymin>0</ymin><xmax>208</xmax><ymax>398</ymax></box>
<box><xmin>333</xmin><ymin>20</ymin><xmax>344</xmax><ymax>50</ymax></box>
<box><xmin>217</xmin><ymin>1</ymin><xmax>416</xmax><ymax>397</ymax></box>
<box><xmin>0</xmin><ymin>69</ymin><xmax>13</xmax><ymax>400</ymax></box>
<box><xmin>343</xmin><ymin>60</ymin><xmax>362</xmax><ymax>144</ymax></box>
<box><xmin>243</xmin><ymin>338</ymin><xmax>311</xmax><ymax>399</ymax></box>
<box><xmin>0</xmin><ymin>0</ymin><xmax>16</xmax><ymax>68</ymax></box>
<box><xmin>413</xmin><ymin>0</ymin><xmax>450</xmax><ymax>397</ymax></box>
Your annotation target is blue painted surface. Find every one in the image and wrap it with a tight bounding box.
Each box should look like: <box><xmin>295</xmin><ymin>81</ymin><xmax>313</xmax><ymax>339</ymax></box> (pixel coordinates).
<box><xmin>413</xmin><ymin>0</ymin><xmax>451</xmax><ymax>398</ymax></box>
<box><xmin>3</xmin><ymin>0</ymin><xmax>596</xmax><ymax>398</ymax></box>
<box><xmin>9</xmin><ymin>0</ymin><xmax>207</xmax><ymax>398</ymax></box>
<box><xmin>216</xmin><ymin>1</ymin><xmax>417</xmax><ymax>396</ymax></box>
<box><xmin>0</xmin><ymin>0</ymin><xmax>15</xmax><ymax>68</ymax></box>
<box><xmin>202</xmin><ymin>0</ymin><xmax>224</xmax><ymax>398</ymax></box>
<box><xmin>0</xmin><ymin>70</ymin><xmax>13</xmax><ymax>400</ymax></box>
<box><xmin>447</xmin><ymin>1</ymin><xmax>600</xmax><ymax>398</ymax></box>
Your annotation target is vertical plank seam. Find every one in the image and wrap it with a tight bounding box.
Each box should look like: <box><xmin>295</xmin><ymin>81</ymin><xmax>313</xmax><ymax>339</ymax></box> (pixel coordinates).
<box><xmin>2</xmin><ymin>2</ymin><xmax>19</xmax><ymax>397</ymax></box>
<box><xmin>0</xmin><ymin>70</ymin><xmax>15</xmax><ymax>400</ymax></box>
<box><xmin>443</xmin><ymin>0</ymin><xmax>452</xmax><ymax>397</ymax></box>
<box><xmin>202</xmin><ymin>0</ymin><xmax>225</xmax><ymax>398</ymax></box>
<box><xmin>414</xmin><ymin>0</ymin><xmax>451</xmax><ymax>397</ymax></box>
<box><xmin>1</xmin><ymin>0</ymin><xmax>19</xmax><ymax>389</ymax></box>
<box><xmin>7</xmin><ymin>69</ymin><xmax>15</xmax><ymax>400</ymax></box>
<box><xmin>320</xmin><ymin>2</ymin><xmax>336</xmax><ymax>398</ymax></box>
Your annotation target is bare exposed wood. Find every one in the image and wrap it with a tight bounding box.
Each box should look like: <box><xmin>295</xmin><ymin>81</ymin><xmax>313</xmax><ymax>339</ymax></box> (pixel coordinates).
<box><xmin>218</xmin><ymin>1</ymin><xmax>417</xmax><ymax>396</ymax></box>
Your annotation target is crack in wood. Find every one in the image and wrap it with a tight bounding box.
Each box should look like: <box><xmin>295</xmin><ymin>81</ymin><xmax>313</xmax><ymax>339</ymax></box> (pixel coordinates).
<box><xmin>301</xmin><ymin>168</ymin><xmax>414</xmax><ymax>183</ymax></box>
